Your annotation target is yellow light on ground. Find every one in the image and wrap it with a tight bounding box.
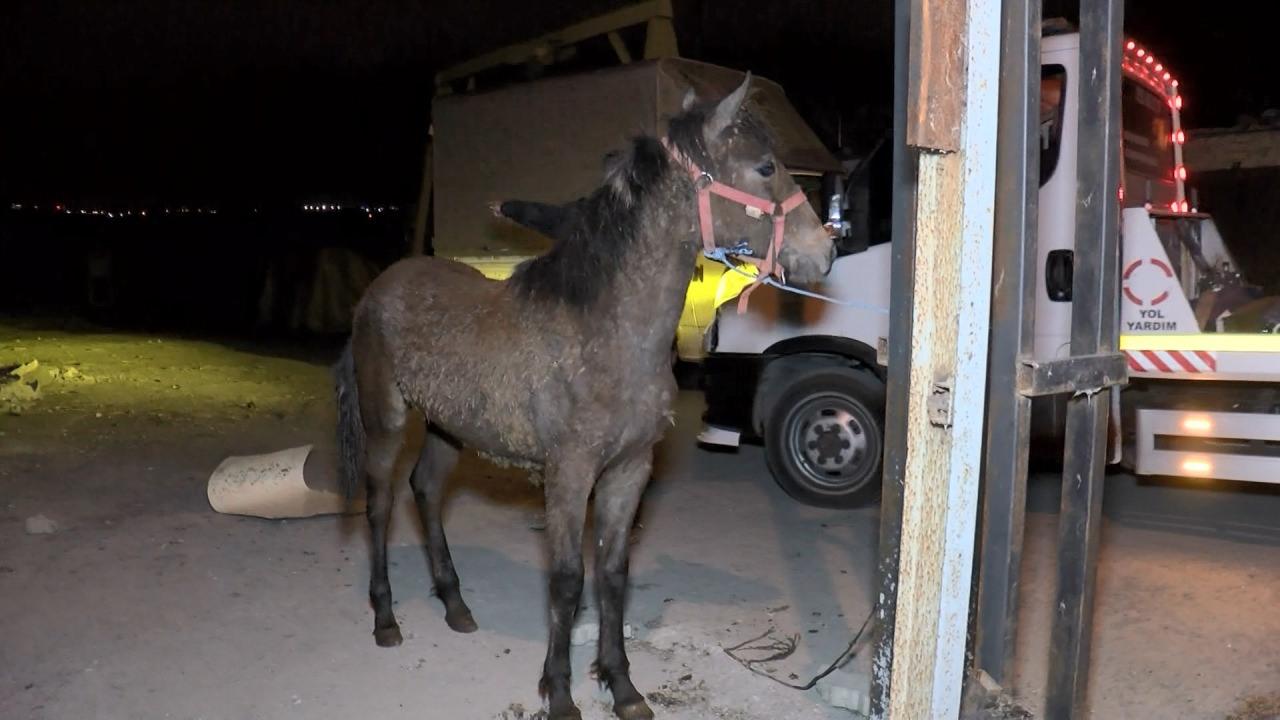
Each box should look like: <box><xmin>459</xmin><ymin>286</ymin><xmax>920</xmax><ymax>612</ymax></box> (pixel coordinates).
<box><xmin>1181</xmin><ymin>458</ymin><xmax>1213</xmax><ymax>475</ymax></box>
<box><xmin>1181</xmin><ymin>415</ymin><xmax>1213</xmax><ymax>433</ymax></box>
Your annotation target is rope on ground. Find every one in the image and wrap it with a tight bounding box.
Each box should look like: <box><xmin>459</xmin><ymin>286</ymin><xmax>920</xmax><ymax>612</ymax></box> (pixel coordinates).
<box><xmin>722</xmin><ymin>602</ymin><xmax>878</xmax><ymax>705</ymax></box>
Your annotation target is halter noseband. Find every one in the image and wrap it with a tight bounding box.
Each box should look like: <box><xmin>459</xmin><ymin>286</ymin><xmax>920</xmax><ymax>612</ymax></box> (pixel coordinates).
<box><xmin>662</xmin><ymin>137</ymin><xmax>809</xmax><ymax>313</ymax></box>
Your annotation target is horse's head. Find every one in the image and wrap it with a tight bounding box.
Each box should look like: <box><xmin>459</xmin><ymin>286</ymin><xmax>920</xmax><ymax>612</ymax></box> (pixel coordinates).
<box><xmin>666</xmin><ymin>75</ymin><xmax>835</xmax><ymax>284</ymax></box>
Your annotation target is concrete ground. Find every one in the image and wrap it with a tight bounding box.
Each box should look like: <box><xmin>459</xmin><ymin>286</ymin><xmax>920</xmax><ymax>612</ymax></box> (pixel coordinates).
<box><xmin>2</xmin><ymin>322</ymin><xmax>1278</xmax><ymax>719</ymax></box>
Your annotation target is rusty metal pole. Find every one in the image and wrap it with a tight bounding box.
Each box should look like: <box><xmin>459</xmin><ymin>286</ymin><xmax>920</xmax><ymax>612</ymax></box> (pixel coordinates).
<box><xmin>869</xmin><ymin>0</ymin><xmax>915</xmax><ymax>712</ymax></box>
<box><xmin>871</xmin><ymin>0</ymin><xmax>1002</xmax><ymax>715</ymax></box>
<box><xmin>974</xmin><ymin>0</ymin><xmax>1041</xmax><ymax>686</ymax></box>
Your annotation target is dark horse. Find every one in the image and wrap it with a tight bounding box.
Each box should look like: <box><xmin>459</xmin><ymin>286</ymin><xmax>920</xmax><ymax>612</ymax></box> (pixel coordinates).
<box><xmin>333</xmin><ymin>76</ymin><xmax>834</xmax><ymax>720</ymax></box>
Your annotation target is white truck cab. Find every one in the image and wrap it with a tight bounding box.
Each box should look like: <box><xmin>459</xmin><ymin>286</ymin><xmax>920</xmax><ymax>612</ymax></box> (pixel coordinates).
<box><xmin>698</xmin><ymin>23</ymin><xmax>1280</xmax><ymax>507</ymax></box>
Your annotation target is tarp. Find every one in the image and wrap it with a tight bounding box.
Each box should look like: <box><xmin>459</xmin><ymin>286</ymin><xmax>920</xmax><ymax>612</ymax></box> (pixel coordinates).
<box><xmin>431</xmin><ymin>58</ymin><xmax>839</xmax><ymax>258</ymax></box>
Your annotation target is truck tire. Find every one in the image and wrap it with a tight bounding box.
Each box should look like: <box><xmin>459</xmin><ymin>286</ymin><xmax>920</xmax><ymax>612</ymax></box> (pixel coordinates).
<box><xmin>764</xmin><ymin>367</ymin><xmax>884</xmax><ymax>508</ymax></box>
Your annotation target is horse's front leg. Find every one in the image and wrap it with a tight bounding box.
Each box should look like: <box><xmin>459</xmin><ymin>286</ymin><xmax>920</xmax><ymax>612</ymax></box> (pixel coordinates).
<box><xmin>592</xmin><ymin>453</ymin><xmax>654</xmax><ymax>720</ymax></box>
<box><xmin>539</xmin><ymin>455</ymin><xmax>595</xmax><ymax>720</ymax></box>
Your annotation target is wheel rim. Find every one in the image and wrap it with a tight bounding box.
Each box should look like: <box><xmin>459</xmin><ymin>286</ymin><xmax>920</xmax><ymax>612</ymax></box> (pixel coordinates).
<box><xmin>785</xmin><ymin>392</ymin><xmax>877</xmax><ymax>494</ymax></box>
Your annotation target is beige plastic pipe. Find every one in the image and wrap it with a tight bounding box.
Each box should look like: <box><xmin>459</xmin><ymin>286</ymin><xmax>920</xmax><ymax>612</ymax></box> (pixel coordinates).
<box><xmin>207</xmin><ymin>444</ymin><xmax>363</xmax><ymax>519</ymax></box>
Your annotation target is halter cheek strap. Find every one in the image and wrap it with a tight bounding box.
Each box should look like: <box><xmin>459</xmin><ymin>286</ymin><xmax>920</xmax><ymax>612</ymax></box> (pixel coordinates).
<box><xmin>662</xmin><ymin>138</ymin><xmax>809</xmax><ymax>313</ymax></box>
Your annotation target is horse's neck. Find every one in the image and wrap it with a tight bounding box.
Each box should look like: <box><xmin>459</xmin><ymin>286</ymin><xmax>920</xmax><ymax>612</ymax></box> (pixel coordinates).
<box><xmin>598</xmin><ymin>191</ymin><xmax>699</xmax><ymax>356</ymax></box>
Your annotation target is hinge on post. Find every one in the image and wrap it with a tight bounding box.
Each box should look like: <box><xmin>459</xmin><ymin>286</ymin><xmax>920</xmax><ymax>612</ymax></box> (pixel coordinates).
<box><xmin>928</xmin><ymin>376</ymin><xmax>954</xmax><ymax>428</ymax></box>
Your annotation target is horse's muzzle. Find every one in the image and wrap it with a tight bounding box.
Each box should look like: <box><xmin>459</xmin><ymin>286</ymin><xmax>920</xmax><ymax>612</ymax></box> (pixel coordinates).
<box><xmin>778</xmin><ymin>242</ymin><xmax>835</xmax><ymax>285</ymax></box>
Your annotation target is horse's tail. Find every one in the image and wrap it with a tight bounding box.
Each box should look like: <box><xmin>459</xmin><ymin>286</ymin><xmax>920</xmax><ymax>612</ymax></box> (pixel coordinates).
<box><xmin>333</xmin><ymin>341</ymin><xmax>365</xmax><ymax>500</ymax></box>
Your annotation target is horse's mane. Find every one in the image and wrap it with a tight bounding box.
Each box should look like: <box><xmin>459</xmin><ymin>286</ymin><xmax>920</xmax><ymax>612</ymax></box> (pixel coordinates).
<box><xmin>507</xmin><ymin>135</ymin><xmax>671</xmax><ymax>309</ymax></box>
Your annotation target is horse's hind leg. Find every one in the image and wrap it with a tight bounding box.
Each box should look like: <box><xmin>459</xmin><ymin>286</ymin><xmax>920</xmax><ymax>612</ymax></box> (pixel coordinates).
<box><xmin>357</xmin><ymin>357</ymin><xmax>411</xmax><ymax>648</ymax></box>
<box><xmin>409</xmin><ymin>428</ymin><xmax>478</xmax><ymax>633</ymax></box>
<box><xmin>592</xmin><ymin>454</ymin><xmax>655</xmax><ymax>720</ymax></box>
<box><xmin>364</xmin><ymin>425</ymin><xmax>408</xmax><ymax>647</ymax></box>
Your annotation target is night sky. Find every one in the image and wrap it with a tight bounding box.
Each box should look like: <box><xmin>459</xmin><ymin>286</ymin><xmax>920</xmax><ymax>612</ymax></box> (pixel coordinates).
<box><xmin>1</xmin><ymin>1</ymin><xmax>1272</xmax><ymax>209</ymax></box>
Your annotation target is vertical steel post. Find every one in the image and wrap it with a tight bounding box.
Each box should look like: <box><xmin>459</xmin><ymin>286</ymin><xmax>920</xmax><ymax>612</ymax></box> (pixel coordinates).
<box><xmin>410</xmin><ymin>129</ymin><xmax>434</xmax><ymax>256</ymax></box>
<box><xmin>974</xmin><ymin>0</ymin><xmax>1041</xmax><ymax>686</ymax></box>
<box><xmin>875</xmin><ymin>0</ymin><xmax>1002</xmax><ymax>714</ymax></box>
<box><xmin>870</xmin><ymin>0</ymin><xmax>916</xmax><ymax>712</ymax></box>
<box><xmin>1046</xmin><ymin>0</ymin><xmax>1124</xmax><ymax>716</ymax></box>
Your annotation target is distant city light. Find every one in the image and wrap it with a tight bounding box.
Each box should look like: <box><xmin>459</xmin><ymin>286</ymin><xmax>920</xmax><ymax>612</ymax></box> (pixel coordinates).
<box><xmin>8</xmin><ymin>200</ymin><xmax>398</xmax><ymax>217</ymax></box>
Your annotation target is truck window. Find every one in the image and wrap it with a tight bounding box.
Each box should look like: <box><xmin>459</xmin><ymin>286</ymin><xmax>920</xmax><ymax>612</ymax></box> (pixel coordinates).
<box><xmin>1121</xmin><ymin>79</ymin><xmax>1176</xmax><ymax>193</ymax></box>
<box><xmin>832</xmin><ymin>139</ymin><xmax>892</xmax><ymax>256</ymax></box>
<box><xmin>1040</xmin><ymin>65</ymin><xmax>1067</xmax><ymax>186</ymax></box>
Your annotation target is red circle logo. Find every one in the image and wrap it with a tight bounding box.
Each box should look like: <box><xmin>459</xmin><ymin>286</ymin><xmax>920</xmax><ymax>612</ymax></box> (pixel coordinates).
<box><xmin>1122</xmin><ymin>258</ymin><xmax>1174</xmax><ymax>306</ymax></box>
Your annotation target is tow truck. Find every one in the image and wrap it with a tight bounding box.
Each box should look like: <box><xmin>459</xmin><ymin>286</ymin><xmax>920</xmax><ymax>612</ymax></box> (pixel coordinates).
<box><xmin>696</xmin><ymin>22</ymin><xmax>1280</xmax><ymax>507</ymax></box>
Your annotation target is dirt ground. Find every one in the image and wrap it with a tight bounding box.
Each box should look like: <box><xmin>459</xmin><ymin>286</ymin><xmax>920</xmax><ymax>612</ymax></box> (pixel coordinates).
<box><xmin>2</xmin><ymin>320</ymin><xmax>1278</xmax><ymax>719</ymax></box>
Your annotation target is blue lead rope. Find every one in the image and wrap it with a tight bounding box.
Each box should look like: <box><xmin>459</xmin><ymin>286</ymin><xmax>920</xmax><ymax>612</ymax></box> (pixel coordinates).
<box><xmin>703</xmin><ymin>247</ymin><xmax>891</xmax><ymax>315</ymax></box>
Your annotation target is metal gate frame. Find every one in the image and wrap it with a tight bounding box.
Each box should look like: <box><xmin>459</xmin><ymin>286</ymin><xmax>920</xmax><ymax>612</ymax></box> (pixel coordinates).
<box><xmin>873</xmin><ymin>0</ymin><xmax>1127</xmax><ymax>717</ymax></box>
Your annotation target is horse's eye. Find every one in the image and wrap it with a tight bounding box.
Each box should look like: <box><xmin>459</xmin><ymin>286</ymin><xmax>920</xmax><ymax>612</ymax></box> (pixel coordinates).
<box><xmin>757</xmin><ymin>161</ymin><xmax>776</xmax><ymax>178</ymax></box>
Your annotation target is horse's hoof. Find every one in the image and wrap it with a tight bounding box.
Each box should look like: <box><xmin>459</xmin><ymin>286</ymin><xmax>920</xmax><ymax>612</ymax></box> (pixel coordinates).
<box><xmin>374</xmin><ymin>625</ymin><xmax>403</xmax><ymax>647</ymax></box>
<box><xmin>613</xmin><ymin>700</ymin><xmax>655</xmax><ymax>720</ymax></box>
<box><xmin>548</xmin><ymin>708</ymin><xmax>583</xmax><ymax>720</ymax></box>
<box><xmin>445</xmin><ymin>608</ymin><xmax>479</xmax><ymax>634</ymax></box>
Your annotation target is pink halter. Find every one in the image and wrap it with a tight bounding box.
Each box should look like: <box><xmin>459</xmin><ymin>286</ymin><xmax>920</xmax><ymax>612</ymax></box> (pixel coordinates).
<box><xmin>662</xmin><ymin>138</ymin><xmax>809</xmax><ymax>313</ymax></box>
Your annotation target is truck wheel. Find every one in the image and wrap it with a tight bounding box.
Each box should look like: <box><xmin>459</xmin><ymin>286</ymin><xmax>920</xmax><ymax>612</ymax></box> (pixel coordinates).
<box><xmin>764</xmin><ymin>367</ymin><xmax>884</xmax><ymax>508</ymax></box>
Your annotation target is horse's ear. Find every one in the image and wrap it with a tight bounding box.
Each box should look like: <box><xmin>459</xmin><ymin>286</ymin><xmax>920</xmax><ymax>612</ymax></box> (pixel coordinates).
<box><xmin>681</xmin><ymin>88</ymin><xmax>697</xmax><ymax>111</ymax></box>
<box><xmin>705</xmin><ymin>72</ymin><xmax>751</xmax><ymax>141</ymax></box>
